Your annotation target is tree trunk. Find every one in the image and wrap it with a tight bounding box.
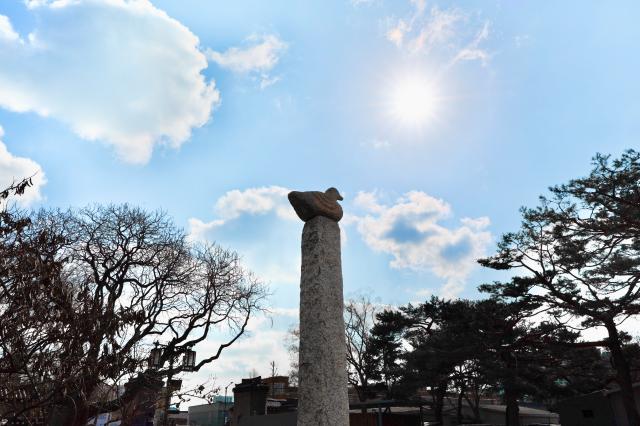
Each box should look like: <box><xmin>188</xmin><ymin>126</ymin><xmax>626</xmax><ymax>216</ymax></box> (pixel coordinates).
<box><xmin>605</xmin><ymin>320</ymin><xmax>640</xmax><ymax>426</ymax></box>
<box><xmin>355</xmin><ymin>384</ymin><xmax>368</xmax><ymax>415</ymax></box>
<box><xmin>464</xmin><ymin>382</ymin><xmax>481</xmax><ymax>422</ymax></box>
<box><xmin>433</xmin><ymin>381</ymin><xmax>447</xmax><ymax>425</ymax></box>
<box><xmin>70</xmin><ymin>400</ymin><xmax>89</xmax><ymax>426</ymax></box>
<box><xmin>456</xmin><ymin>386</ymin><xmax>464</xmax><ymax>424</ymax></box>
<box><xmin>473</xmin><ymin>384</ymin><xmax>481</xmax><ymax>422</ymax></box>
<box><xmin>48</xmin><ymin>396</ymin><xmax>89</xmax><ymax>426</ymax></box>
<box><xmin>473</xmin><ymin>399</ymin><xmax>481</xmax><ymax>422</ymax></box>
<box><xmin>504</xmin><ymin>385</ymin><xmax>520</xmax><ymax>426</ymax></box>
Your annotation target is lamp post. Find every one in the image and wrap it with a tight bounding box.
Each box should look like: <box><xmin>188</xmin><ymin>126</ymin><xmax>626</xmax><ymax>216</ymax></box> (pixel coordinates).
<box><xmin>223</xmin><ymin>381</ymin><xmax>234</xmax><ymax>426</ymax></box>
<box><xmin>149</xmin><ymin>341</ymin><xmax>197</xmax><ymax>426</ymax></box>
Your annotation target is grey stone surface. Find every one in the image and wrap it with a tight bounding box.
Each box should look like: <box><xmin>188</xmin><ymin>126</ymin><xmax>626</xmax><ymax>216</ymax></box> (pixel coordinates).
<box><xmin>296</xmin><ymin>215</ymin><xmax>349</xmax><ymax>426</ymax></box>
<box><xmin>288</xmin><ymin>187</ymin><xmax>344</xmax><ymax>222</ymax></box>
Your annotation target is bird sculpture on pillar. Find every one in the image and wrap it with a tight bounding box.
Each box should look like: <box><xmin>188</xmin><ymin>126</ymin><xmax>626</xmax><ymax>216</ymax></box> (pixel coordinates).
<box><xmin>288</xmin><ymin>187</ymin><xmax>343</xmax><ymax>222</ymax></box>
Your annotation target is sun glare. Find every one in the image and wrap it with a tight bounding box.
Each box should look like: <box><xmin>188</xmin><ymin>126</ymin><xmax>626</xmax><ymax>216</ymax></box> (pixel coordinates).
<box><xmin>389</xmin><ymin>75</ymin><xmax>439</xmax><ymax>127</ymax></box>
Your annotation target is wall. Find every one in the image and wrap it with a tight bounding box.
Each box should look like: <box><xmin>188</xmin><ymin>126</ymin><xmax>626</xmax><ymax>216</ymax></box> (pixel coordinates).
<box><xmin>607</xmin><ymin>385</ymin><xmax>640</xmax><ymax>426</ymax></box>
<box><xmin>556</xmin><ymin>391</ymin><xmax>614</xmax><ymax>426</ymax></box>
<box><xmin>238</xmin><ymin>412</ymin><xmax>296</xmax><ymax>426</ymax></box>
<box><xmin>188</xmin><ymin>403</ymin><xmax>227</xmax><ymax>426</ymax></box>
<box><xmin>349</xmin><ymin>412</ymin><xmax>421</xmax><ymax>426</ymax></box>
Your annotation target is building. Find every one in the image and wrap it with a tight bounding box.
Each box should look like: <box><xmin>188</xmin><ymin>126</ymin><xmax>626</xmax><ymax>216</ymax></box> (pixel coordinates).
<box><xmin>261</xmin><ymin>376</ymin><xmax>294</xmax><ymax>399</ymax></box>
<box><xmin>458</xmin><ymin>404</ymin><xmax>559</xmax><ymax>425</ymax></box>
<box><xmin>167</xmin><ymin>408</ymin><xmax>188</xmax><ymax>425</ymax></box>
<box><xmin>228</xmin><ymin>375</ymin><xmax>562</xmax><ymax>426</ymax></box>
<box><xmin>230</xmin><ymin>377</ymin><xmax>269</xmax><ymax>426</ymax></box>
<box><xmin>188</xmin><ymin>397</ymin><xmax>232</xmax><ymax>426</ymax></box>
<box><xmin>555</xmin><ymin>382</ymin><xmax>640</xmax><ymax>426</ymax></box>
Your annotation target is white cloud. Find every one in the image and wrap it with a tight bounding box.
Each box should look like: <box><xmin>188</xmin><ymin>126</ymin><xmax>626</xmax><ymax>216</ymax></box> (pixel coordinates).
<box><xmin>360</xmin><ymin>139</ymin><xmax>391</xmax><ymax>150</ymax></box>
<box><xmin>23</xmin><ymin>0</ymin><xmax>49</xmax><ymax>8</ymax></box>
<box><xmin>386</xmin><ymin>19</ymin><xmax>410</xmax><ymax>47</ymax></box>
<box><xmin>206</xmin><ymin>34</ymin><xmax>287</xmax><ymax>89</ymax></box>
<box><xmin>353</xmin><ymin>190</ymin><xmax>491</xmax><ymax>298</ymax></box>
<box><xmin>0</xmin><ymin>126</ymin><xmax>46</xmax><ymax>206</ymax></box>
<box><xmin>0</xmin><ymin>15</ymin><xmax>20</xmax><ymax>42</ymax></box>
<box><xmin>410</xmin><ymin>7</ymin><xmax>464</xmax><ymax>54</ymax></box>
<box><xmin>259</xmin><ymin>74</ymin><xmax>281</xmax><ymax>90</ymax></box>
<box><xmin>179</xmin><ymin>310</ymin><xmax>294</xmax><ymax>405</ymax></box>
<box><xmin>386</xmin><ymin>3</ymin><xmax>462</xmax><ymax>53</ymax></box>
<box><xmin>189</xmin><ymin>186</ymin><xmax>357</xmax><ymax>289</ymax></box>
<box><xmin>214</xmin><ymin>186</ymin><xmax>295</xmax><ymax>221</ymax></box>
<box><xmin>186</xmin><ymin>185</ymin><xmax>304</xmax><ymax>244</ymax></box>
<box><xmin>270</xmin><ymin>307</ymin><xmax>299</xmax><ymax>318</ymax></box>
<box><xmin>353</xmin><ymin>190</ymin><xmax>386</xmax><ymax>214</ymax></box>
<box><xmin>187</xmin><ymin>217</ymin><xmax>225</xmax><ymax>242</ymax></box>
<box><xmin>207</xmin><ymin>34</ymin><xmax>287</xmax><ymax>73</ymax></box>
<box><xmin>188</xmin><ymin>186</ymin><xmax>300</xmax><ymax>287</ymax></box>
<box><xmin>385</xmin><ymin>1</ymin><xmax>490</xmax><ymax>66</ymax></box>
<box><xmin>190</xmin><ymin>187</ymin><xmax>490</xmax><ymax>299</ymax></box>
<box><xmin>452</xmin><ymin>21</ymin><xmax>491</xmax><ymax>66</ymax></box>
<box><xmin>0</xmin><ymin>1</ymin><xmax>219</xmax><ymax>164</ymax></box>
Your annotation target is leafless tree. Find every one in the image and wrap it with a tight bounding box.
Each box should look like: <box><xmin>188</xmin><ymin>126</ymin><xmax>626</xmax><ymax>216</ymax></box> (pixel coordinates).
<box><xmin>284</xmin><ymin>297</ymin><xmax>380</xmax><ymax>401</ymax></box>
<box><xmin>0</xmin><ymin>183</ymin><xmax>72</xmax><ymax>423</ymax></box>
<box><xmin>0</xmin><ymin>204</ymin><xmax>266</xmax><ymax>426</ymax></box>
<box><xmin>345</xmin><ymin>296</ymin><xmax>379</xmax><ymax>412</ymax></box>
<box><xmin>285</xmin><ymin>326</ymin><xmax>299</xmax><ymax>387</ymax></box>
<box><xmin>0</xmin><ymin>175</ymin><xmax>36</xmax><ymax>207</ymax></box>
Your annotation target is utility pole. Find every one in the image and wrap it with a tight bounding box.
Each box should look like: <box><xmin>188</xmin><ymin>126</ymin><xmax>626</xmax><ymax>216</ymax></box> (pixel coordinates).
<box><xmin>270</xmin><ymin>361</ymin><xmax>277</xmax><ymax>397</ymax></box>
<box><xmin>163</xmin><ymin>357</ymin><xmax>174</xmax><ymax>426</ymax></box>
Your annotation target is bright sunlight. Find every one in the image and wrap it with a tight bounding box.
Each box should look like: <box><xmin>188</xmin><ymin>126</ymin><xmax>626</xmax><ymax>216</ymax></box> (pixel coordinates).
<box><xmin>389</xmin><ymin>74</ymin><xmax>439</xmax><ymax>127</ymax></box>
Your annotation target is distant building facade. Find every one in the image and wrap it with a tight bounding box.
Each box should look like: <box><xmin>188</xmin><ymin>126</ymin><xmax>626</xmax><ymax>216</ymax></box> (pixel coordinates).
<box><xmin>261</xmin><ymin>376</ymin><xmax>294</xmax><ymax>399</ymax></box>
<box><xmin>188</xmin><ymin>397</ymin><xmax>232</xmax><ymax>426</ymax></box>
<box><xmin>230</xmin><ymin>377</ymin><xmax>268</xmax><ymax>426</ymax></box>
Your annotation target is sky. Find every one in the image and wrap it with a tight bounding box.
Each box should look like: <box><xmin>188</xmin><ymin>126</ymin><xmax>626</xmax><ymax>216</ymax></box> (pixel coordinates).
<box><xmin>1</xmin><ymin>0</ymin><xmax>639</xmax><ymax>403</ymax></box>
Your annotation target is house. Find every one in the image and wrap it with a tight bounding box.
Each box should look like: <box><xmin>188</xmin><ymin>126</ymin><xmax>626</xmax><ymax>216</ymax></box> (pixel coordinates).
<box><xmin>230</xmin><ymin>377</ymin><xmax>269</xmax><ymax>426</ymax></box>
<box><xmin>261</xmin><ymin>376</ymin><xmax>295</xmax><ymax>399</ymax></box>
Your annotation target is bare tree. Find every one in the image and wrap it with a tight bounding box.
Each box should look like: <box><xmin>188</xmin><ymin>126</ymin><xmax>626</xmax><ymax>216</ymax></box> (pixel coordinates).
<box><xmin>0</xmin><ymin>205</ymin><xmax>266</xmax><ymax>425</ymax></box>
<box><xmin>0</xmin><ymin>176</ymin><xmax>35</xmax><ymax>207</ymax></box>
<box><xmin>0</xmin><ymin>184</ymin><xmax>73</xmax><ymax>423</ymax></box>
<box><xmin>285</xmin><ymin>326</ymin><xmax>299</xmax><ymax>387</ymax></box>
<box><xmin>344</xmin><ymin>296</ymin><xmax>379</xmax><ymax>412</ymax></box>
<box><xmin>285</xmin><ymin>296</ymin><xmax>381</xmax><ymax>403</ymax></box>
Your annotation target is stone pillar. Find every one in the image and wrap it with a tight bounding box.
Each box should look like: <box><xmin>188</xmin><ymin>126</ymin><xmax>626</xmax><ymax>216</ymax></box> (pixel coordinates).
<box><xmin>297</xmin><ymin>216</ymin><xmax>349</xmax><ymax>426</ymax></box>
<box><xmin>298</xmin><ymin>216</ymin><xmax>349</xmax><ymax>426</ymax></box>
<box><xmin>288</xmin><ymin>187</ymin><xmax>348</xmax><ymax>426</ymax></box>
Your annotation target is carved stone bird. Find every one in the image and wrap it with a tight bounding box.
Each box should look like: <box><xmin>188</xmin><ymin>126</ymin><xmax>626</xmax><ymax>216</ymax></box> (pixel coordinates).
<box><xmin>288</xmin><ymin>187</ymin><xmax>344</xmax><ymax>222</ymax></box>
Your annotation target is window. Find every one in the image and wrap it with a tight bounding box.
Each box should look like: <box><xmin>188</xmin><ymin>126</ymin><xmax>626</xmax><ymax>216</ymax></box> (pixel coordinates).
<box><xmin>582</xmin><ymin>409</ymin><xmax>594</xmax><ymax>418</ymax></box>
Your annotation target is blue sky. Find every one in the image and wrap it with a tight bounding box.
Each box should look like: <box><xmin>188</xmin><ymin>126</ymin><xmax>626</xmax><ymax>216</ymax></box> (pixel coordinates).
<box><xmin>1</xmin><ymin>0</ymin><xmax>639</xmax><ymax>395</ymax></box>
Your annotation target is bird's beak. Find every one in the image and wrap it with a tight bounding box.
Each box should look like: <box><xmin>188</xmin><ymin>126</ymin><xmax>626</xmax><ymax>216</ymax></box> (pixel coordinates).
<box><xmin>337</xmin><ymin>194</ymin><xmax>343</xmax><ymax>201</ymax></box>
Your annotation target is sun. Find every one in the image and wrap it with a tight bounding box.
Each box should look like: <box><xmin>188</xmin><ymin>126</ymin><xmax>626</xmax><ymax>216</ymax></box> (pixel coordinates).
<box><xmin>388</xmin><ymin>75</ymin><xmax>439</xmax><ymax>127</ymax></box>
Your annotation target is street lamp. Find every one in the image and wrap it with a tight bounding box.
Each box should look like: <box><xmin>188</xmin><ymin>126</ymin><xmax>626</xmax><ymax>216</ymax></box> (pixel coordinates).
<box><xmin>149</xmin><ymin>345</ymin><xmax>163</xmax><ymax>369</ymax></box>
<box><xmin>224</xmin><ymin>381</ymin><xmax>234</xmax><ymax>425</ymax></box>
<box><xmin>182</xmin><ymin>349</ymin><xmax>196</xmax><ymax>372</ymax></box>
<box><xmin>149</xmin><ymin>341</ymin><xmax>197</xmax><ymax>426</ymax></box>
